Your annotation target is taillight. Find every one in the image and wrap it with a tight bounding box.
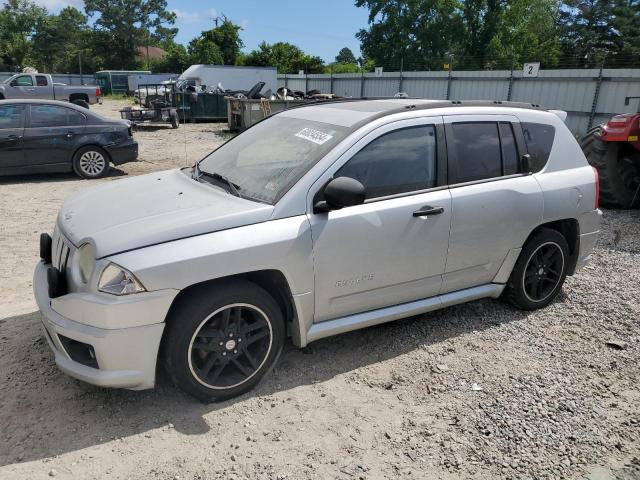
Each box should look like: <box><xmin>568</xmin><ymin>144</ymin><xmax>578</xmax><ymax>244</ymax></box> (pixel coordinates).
<box><xmin>96</xmin><ymin>87</ymin><xmax>101</xmax><ymax>97</ymax></box>
<box><xmin>592</xmin><ymin>166</ymin><xmax>599</xmax><ymax>209</ymax></box>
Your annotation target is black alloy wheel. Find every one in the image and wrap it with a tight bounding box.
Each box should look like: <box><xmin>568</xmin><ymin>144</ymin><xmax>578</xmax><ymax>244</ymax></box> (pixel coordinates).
<box><xmin>188</xmin><ymin>303</ymin><xmax>272</xmax><ymax>389</ymax></box>
<box><xmin>522</xmin><ymin>241</ymin><xmax>565</xmax><ymax>303</ymax></box>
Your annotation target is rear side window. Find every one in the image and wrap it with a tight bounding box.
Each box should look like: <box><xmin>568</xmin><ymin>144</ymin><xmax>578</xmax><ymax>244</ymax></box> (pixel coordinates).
<box><xmin>449</xmin><ymin>122</ymin><xmax>502</xmax><ymax>183</ymax></box>
<box><xmin>29</xmin><ymin>105</ymin><xmax>82</xmax><ymax>128</ymax></box>
<box><xmin>36</xmin><ymin>75</ymin><xmax>48</xmax><ymax>86</ymax></box>
<box><xmin>0</xmin><ymin>105</ymin><xmax>24</xmax><ymax>129</ymax></box>
<box><xmin>336</xmin><ymin>125</ymin><xmax>437</xmax><ymax>199</ymax></box>
<box><xmin>522</xmin><ymin>122</ymin><xmax>555</xmax><ymax>172</ymax></box>
<box><xmin>499</xmin><ymin>122</ymin><xmax>519</xmax><ymax>175</ymax></box>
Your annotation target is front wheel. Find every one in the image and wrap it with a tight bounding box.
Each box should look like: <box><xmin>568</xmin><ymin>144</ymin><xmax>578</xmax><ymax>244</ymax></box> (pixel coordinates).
<box><xmin>163</xmin><ymin>280</ymin><xmax>285</xmax><ymax>402</ymax></box>
<box><xmin>503</xmin><ymin>229</ymin><xmax>570</xmax><ymax>310</ymax></box>
<box><xmin>169</xmin><ymin>109</ymin><xmax>179</xmax><ymax>129</ymax></box>
<box><xmin>72</xmin><ymin>146</ymin><xmax>110</xmax><ymax>179</ymax></box>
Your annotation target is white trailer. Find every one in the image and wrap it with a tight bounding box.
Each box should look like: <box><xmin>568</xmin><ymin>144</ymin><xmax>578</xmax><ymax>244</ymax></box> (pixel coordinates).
<box><xmin>178</xmin><ymin>65</ymin><xmax>278</xmax><ymax>95</ymax></box>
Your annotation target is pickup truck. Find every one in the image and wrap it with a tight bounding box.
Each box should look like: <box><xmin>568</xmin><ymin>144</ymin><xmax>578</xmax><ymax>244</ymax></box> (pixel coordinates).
<box><xmin>0</xmin><ymin>73</ymin><xmax>101</xmax><ymax>108</ymax></box>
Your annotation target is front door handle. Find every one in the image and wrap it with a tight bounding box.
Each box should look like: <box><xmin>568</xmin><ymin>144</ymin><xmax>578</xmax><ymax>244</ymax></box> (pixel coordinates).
<box><xmin>65</xmin><ymin>132</ymin><xmax>75</xmax><ymax>138</ymax></box>
<box><xmin>6</xmin><ymin>134</ymin><xmax>22</xmax><ymax>142</ymax></box>
<box><xmin>413</xmin><ymin>205</ymin><xmax>444</xmax><ymax>217</ymax></box>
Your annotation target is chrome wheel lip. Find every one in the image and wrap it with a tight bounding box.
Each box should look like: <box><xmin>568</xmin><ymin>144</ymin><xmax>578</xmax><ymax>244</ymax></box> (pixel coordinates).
<box><xmin>78</xmin><ymin>150</ymin><xmax>106</xmax><ymax>176</ymax></box>
<box><xmin>522</xmin><ymin>241</ymin><xmax>565</xmax><ymax>303</ymax></box>
<box><xmin>187</xmin><ymin>303</ymin><xmax>273</xmax><ymax>390</ymax></box>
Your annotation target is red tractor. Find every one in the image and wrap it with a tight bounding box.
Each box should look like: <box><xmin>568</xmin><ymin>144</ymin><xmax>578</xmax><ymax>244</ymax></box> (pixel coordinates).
<box><xmin>581</xmin><ymin>99</ymin><xmax>640</xmax><ymax>209</ymax></box>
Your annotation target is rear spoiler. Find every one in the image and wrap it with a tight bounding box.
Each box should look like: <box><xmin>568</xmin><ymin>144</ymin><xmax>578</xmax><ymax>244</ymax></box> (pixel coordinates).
<box><xmin>549</xmin><ymin>110</ymin><xmax>567</xmax><ymax>122</ymax></box>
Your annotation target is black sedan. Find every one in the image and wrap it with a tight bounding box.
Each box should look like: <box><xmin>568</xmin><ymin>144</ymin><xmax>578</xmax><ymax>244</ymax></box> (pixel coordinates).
<box><xmin>0</xmin><ymin>99</ymin><xmax>138</xmax><ymax>179</ymax></box>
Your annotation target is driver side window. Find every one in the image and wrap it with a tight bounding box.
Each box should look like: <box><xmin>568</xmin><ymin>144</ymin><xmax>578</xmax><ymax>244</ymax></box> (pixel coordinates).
<box><xmin>12</xmin><ymin>75</ymin><xmax>33</xmax><ymax>87</ymax></box>
<box><xmin>335</xmin><ymin>125</ymin><xmax>437</xmax><ymax>200</ymax></box>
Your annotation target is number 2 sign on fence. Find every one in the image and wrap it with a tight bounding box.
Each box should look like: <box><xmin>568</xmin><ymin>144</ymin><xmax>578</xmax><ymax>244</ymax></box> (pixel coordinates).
<box><xmin>523</xmin><ymin>62</ymin><xmax>540</xmax><ymax>77</ymax></box>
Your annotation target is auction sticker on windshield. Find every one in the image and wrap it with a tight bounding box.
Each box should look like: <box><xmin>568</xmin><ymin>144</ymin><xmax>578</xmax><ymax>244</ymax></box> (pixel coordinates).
<box><xmin>295</xmin><ymin>127</ymin><xmax>333</xmax><ymax>145</ymax></box>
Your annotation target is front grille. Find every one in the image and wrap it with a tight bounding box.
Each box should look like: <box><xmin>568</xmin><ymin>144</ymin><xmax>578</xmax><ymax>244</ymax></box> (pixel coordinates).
<box><xmin>51</xmin><ymin>225</ymin><xmax>74</xmax><ymax>274</ymax></box>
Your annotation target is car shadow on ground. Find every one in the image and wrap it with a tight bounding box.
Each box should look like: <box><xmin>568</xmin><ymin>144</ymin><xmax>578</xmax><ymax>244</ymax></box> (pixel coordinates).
<box><xmin>0</xmin><ymin>169</ymin><xmax>127</xmax><ymax>185</ymax></box>
<box><xmin>0</xmin><ymin>297</ymin><xmax>532</xmax><ymax>466</ymax></box>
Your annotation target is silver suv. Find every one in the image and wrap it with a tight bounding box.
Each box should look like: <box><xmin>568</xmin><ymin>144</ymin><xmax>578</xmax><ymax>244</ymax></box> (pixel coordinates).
<box><xmin>34</xmin><ymin>99</ymin><xmax>602</xmax><ymax>401</ymax></box>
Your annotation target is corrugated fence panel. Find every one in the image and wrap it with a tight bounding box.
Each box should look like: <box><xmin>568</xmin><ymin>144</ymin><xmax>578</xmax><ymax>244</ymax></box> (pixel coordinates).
<box><xmin>362</xmin><ymin>73</ymin><xmax>400</xmax><ymax>97</ymax></box>
<box><xmin>597</xmin><ymin>69</ymin><xmax>640</xmax><ymax>115</ymax></box>
<box><xmin>277</xmin><ymin>69</ymin><xmax>640</xmax><ymax>134</ymax></box>
<box><xmin>451</xmin><ymin>70</ymin><xmax>511</xmax><ymax>100</ymax></box>
<box><xmin>402</xmin><ymin>72</ymin><xmax>449</xmax><ymax>99</ymax></box>
<box><xmin>332</xmin><ymin>75</ymin><xmax>362</xmax><ymax>97</ymax></box>
<box><xmin>511</xmin><ymin>69</ymin><xmax>599</xmax><ymax>113</ymax></box>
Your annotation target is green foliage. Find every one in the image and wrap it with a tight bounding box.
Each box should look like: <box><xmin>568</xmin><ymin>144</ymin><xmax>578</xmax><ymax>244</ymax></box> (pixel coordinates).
<box><xmin>84</xmin><ymin>0</ymin><xmax>176</xmax><ymax>70</ymax></box>
<box><xmin>150</xmin><ymin>41</ymin><xmax>190</xmax><ymax>72</ymax></box>
<box><xmin>326</xmin><ymin>62</ymin><xmax>361</xmax><ymax>73</ymax></box>
<box><xmin>335</xmin><ymin>47</ymin><xmax>357</xmax><ymax>64</ymax></box>
<box><xmin>187</xmin><ymin>19</ymin><xmax>243</xmax><ymax>65</ymax></box>
<box><xmin>0</xmin><ymin>0</ymin><xmax>46</xmax><ymax>70</ymax></box>
<box><xmin>243</xmin><ymin>42</ymin><xmax>325</xmax><ymax>73</ymax></box>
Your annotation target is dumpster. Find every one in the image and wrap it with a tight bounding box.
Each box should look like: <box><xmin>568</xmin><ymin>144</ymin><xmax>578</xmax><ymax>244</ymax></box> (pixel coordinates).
<box><xmin>176</xmin><ymin>92</ymin><xmax>228</xmax><ymax>122</ymax></box>
<box><xmin>227</xmin><ymin>97</ymin><xmax>312</xmax><ymax>132</ymax></box>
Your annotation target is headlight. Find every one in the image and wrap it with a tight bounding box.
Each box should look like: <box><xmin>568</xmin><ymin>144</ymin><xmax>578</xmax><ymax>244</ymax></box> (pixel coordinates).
<box><xmin>77</xmin><ymin>243</ymin><xmax>96</xmax><ymax>283</ymax></box>
<box><xmin>98</xmin><ymin>263</ymin><xmax>146</xmax><ymax>295</ymax></box>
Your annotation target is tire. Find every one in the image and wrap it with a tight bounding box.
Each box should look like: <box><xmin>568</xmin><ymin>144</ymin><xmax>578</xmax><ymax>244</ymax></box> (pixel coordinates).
<box><xmin>503</xmin><ymin>228</ymin><xmax>570</xmax><ymax>310</ymax></box>
<box><xmin>580</xmin><ymin>127</ymin><xmax>640</xmax><ymax>209</ymax></box>
<box><xmin>71</xmin><ymin>99</ymin><xmax>90</xmax><ymax>109</ymax></box>
<box><xmin>169</xmin><ymin>109</ymin><xmax>179</xmax><ymax>129</ymax></box>
<box><xmin>163</xmin><ymin>280</ymin><xmax>285</xmax><ymax>402</ymax></box>
<box><xmin>72</xmin><ymin>146</ymin><xmax>110</xmax><ymax>179</ymax></box>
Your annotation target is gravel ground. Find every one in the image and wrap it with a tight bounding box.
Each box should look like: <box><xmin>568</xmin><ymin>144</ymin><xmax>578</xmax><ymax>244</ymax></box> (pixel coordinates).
<box><xmin>0</xmin><ymin>99</ymin><xmax>639</xmax><ymax>480</ymax></box>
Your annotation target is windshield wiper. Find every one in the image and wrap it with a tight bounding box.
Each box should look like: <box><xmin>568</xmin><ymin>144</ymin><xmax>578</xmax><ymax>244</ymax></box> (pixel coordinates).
<box><xmin>198</xmin><ymin>170</ymin><xmax>242</xmax><ymax>198</ymax></box>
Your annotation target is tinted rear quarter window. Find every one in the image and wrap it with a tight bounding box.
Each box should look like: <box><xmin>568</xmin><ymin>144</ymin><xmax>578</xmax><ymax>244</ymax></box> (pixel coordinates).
<box><xmin>336</xmin><ymin>125</ymin><xmax>437</xmax><ymax>199</ymax></box>
<box><xmin>0</xmin><ymin>105</ymin><xmax>24</xmax><ymax>129</ymax></box>
<box><xmin>522</xmin><ymin>122</ymin><xmax>555</xmax><ymax>172</ymax></box>
<box><xmin>36</xmin><ymin>76</ymin><xmax>48</xmax><ymax>86</ymax></box>
<box><xmin>450</xmin><ymin>122</ymin><xmax>502</xmax><ymax>183</ymax></box>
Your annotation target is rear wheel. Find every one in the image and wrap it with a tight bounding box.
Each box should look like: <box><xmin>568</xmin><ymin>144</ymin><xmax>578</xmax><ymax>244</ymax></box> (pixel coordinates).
<box><xmin>504</xmin><ymin>229</ymin><xmax>569</xmax><ymax>310</ymax></box>
<box><xmin>169</xmin><ymin>109</ymin><xmax>179</xmax><ymax>129</ymax></box>
<box><xmin>72</xmin><ymin>146</ymin><xmax>109</xmax><ymax>179</ymax></box>
<box><xmin>163</xmin><ymin>280</ymin><xmax>285</xmax><ymax>402</ymax></box>
<box><xmin>71</xmin><ymin>99</ymin><xmax>90</xmax><ymax>109</ymax></box>
<box><xmin>580</xmin><ymin>127</ymin><xmax>640</xmax><ymax>208</ymax></box>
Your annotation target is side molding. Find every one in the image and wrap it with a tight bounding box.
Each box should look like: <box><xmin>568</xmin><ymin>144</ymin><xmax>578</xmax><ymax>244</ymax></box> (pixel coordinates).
<box><xmin>303</xmin><ymin>283</ymin><xmax>504</xmax><ymax>345</ymax></box>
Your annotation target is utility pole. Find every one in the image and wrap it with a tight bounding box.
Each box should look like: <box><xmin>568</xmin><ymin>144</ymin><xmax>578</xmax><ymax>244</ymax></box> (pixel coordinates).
<box><xmin>78</xmin><ymin>51</ymin><xmax>83</xmax><ymax>85</ymax></box>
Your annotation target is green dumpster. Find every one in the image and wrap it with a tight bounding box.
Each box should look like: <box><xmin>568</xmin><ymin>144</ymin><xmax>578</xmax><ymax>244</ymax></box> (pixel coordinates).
<box><xmin>176</xmin><ymin>92</ymin><xmax>228</xmax><ymax>121</ymax></box>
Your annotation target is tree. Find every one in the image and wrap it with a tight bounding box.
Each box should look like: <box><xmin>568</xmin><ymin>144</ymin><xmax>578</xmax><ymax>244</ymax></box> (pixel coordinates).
<box><xmin>475</xmin><ymin>0</ymin><xmax>561</xmax><ymax>69</ymax></box>
<box><xmin>558</xmin><ymin>0</ymin><xmax>619</xmax><ymax>66</ymax></box>
<box><xmin>243</xmin><ymin>42</ymin><xmax>325</xmax><ymax>73</ymax></box>
<box><xmin>188</xmin><ymin>19</ymin><xmax>243</xmax><ymax>65</ymax></box>
<box><xmin>355</xmin><ymin>0</ymin><xmax>463</xmax><ymax>70</ymax></box>
<box><xmin>32</xmin><ymin>7</ymin><xmax>93</xmax><ymax>73</ymax></box>
<box><xmin>151</xmin><ymin>41</ymin><xmax>189</xmax><ymax>72</ymax></box>
<box><xmin>611</xmin><ymin>0</ymin><xmax>640</xmax><ymax>63</ymax></box>
<box><xmin>0</xmin><ymin>0</ymin><xmax>46</xmax><ymax>70</ymax></box>
<box><xmin>84</xmin><ymin>0</ymin><xmax>177</xmax><ymax>70</ymax></box>
<box><xmin>335</xmin><ymin>47</ymin><xmax>357</xmax><ymax>64</ymax></box>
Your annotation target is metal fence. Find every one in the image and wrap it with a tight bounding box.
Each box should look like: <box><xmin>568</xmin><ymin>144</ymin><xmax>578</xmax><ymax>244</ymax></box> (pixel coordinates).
<box><xmin>0</xmin><ymin>72</ymin><xmax>96</xmax><ymax>85</ymax></box>
<box><xmin>279</xmin><ymin>68</ymin><xmax>640</xmax><ymax>136</ymax></box>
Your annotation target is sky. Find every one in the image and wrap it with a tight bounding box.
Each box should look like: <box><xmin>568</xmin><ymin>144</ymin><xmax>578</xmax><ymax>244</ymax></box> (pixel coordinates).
<box><xmin>29</xmin><ymin>0</ymin><xmax>371</xmax><ymax>62</ymax></box>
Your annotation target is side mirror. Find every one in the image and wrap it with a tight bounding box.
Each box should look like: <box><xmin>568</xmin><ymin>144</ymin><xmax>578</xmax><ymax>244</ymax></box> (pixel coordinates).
<box><xmin>521</xmin><ymin>154</ymin><xmax>532</xmax><ymax>174</ymax></box>
<box><xmin>314</xmin><ymin>177</ymin><xmax>366</xmax><ymax>213</ymax></box>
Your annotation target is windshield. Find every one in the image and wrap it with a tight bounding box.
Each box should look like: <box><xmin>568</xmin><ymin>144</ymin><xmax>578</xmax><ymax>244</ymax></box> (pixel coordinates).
<box><xmin>198</xmin><ymin>115</ymin><xmax>350</xmax><ymax>204</ymax></box>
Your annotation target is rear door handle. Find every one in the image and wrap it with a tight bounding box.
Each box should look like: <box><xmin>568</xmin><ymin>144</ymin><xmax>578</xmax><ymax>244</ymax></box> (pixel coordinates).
<box><xmin>6</xmin><ymin>134</ymin><xmax>22</xmax><ymax>142</ymax></box>
<box><xmin>413</xmin><ymin>205</ymin><xmax>444</xmax><ymax>217</ymax></box>
<box><xmin>65</xmin><ymin>132</ymin><xmax>75</xmax><ymax>138</ymax></box>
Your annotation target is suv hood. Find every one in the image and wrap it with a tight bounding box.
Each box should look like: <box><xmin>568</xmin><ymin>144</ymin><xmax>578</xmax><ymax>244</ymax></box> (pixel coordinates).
<box><xmin>58</xmin><ymin>169</ymin><xmax>274</xmax><ymax>258</ymax></box>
